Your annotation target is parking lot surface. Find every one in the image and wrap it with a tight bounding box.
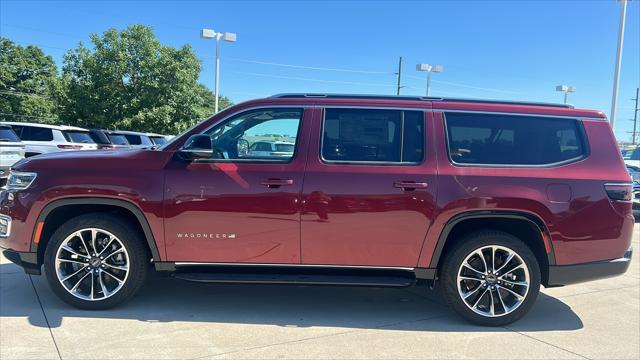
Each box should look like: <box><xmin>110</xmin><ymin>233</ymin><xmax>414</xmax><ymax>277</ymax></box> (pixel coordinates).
<box><xmin>1</xmin><ymin>225</ymin><xmax>638</xmax><ymax>360</ymax></box>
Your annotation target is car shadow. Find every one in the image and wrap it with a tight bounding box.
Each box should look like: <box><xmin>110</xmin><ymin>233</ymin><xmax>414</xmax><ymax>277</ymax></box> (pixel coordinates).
<box><xmin>1</xmin><ymin>264</ymin><xmax>583</xmax><ymax>332</ymax></box>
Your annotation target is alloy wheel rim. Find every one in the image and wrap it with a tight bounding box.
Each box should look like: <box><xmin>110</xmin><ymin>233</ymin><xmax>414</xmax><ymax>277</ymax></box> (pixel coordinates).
<box><xmin>456</xmin><ymin>245</ymin><xmax>530</xmax><ymax>317</ymax></box>
<box><xmin>55</xmin><ymin>228</ymin><xmax>129</xmax><ymax>301</ymax></box>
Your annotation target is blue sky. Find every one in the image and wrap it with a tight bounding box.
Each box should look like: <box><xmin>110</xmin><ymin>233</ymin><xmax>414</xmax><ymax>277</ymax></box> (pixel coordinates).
<box><xmin>1</xmin><ymin>1</ymin><xmax>639</xmax><ymax>141</ymax></box>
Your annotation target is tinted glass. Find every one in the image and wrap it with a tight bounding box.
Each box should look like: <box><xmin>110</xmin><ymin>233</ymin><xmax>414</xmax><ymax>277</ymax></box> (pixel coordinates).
<box><xmin>445</xmin><ymin>113</ymin><xmax>586</xmax><ymax>165</ymax></box>
<box><xmin>204</xmin><ymin>108</ymin><xmax>302</xmax><ymax>161</ymax></box>
<box><xmin>108</xmin><ymin>134</ymin><xmax>129</xmax><ymax>146</ymax></box>
<box><xmin>19</xmin><ymin>126</ymin><xmax>53</xmax><ymax>141</ymax></box>
<box><xmin>88</xmin><ymin>130</ymin><xmax>111</xmax><ymax>145</ymax></box>
<box><xmin>63</xmin><ymin>131</ymin><xmax>94</xmax><ymax>143</ymax></box>
<box><xmin>150</xmin><ymin>136</ymin><xmax>167</xmax><ymax>145</ymax></box>
<box><xmin>0</xmin><ymin>128</ymin><xmax>20</xmax><ymax>142</ymax></box>
<box><xmin>322</xmin><ymin>108</ymin><xmax>424</xmax><ymax>163</ymax></box>
<box><xmin>124</xmin><ymin>134</ymin><xmax>153</xmax><ymax>146</ymax></box>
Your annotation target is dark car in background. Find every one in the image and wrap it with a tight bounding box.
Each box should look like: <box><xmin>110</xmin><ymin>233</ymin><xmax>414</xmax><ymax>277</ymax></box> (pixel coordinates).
<box><xmin>88</xmin><ymin>129</ymin><xmax>130</xmax><ymax>150</ymax></box>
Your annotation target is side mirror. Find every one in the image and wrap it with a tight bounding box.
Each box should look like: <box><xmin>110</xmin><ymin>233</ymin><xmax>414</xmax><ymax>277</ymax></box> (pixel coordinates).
<box><xmin>237</xmin><ymin>138</ymin><xmax>249</xmax><ymax>157</ymax></box>
<box><xmin>178</xmin><ymin>134</ymin><xmax>213</xmax><ymax>160</ymax></box>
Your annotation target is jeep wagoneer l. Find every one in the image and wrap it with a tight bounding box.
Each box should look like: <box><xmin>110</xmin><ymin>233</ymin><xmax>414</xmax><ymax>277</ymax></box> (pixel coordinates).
<box><xmin>0</xmin><ymin>94</ymin><xmax>633</xmax><ymax>326</ymax></box>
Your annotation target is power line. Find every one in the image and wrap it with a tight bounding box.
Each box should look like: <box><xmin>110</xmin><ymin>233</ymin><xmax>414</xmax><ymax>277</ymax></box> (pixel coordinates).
<box><xmin>225</xmin><ymin>57</ymin><xmax>392</xmax><ymax>75</ymax></box>
<box><xmin>229</xmin><ymin>71</ymin><xmax>400</xmax><ymax>88</ymax></box>
<box><xmin>0</xmin><ymin>112</ymin><xmax>56</xmax><ymax>120</ymax></box>
<box><xmin>403</xmin><ymin>74</ymin><xmax>520</xmax><ymax>94</ymax></box>
<box><xmin>0</xmin><ymin>90</ymin><xmax>50</xmax><ymax>99</ymax></box>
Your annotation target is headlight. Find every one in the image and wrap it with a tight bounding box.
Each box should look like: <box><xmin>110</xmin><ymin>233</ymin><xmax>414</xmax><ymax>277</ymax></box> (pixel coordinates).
<box><xmin>6</xmin><ymin>171</ymin><xmax>37</xmax><ymax>191</ymax></box>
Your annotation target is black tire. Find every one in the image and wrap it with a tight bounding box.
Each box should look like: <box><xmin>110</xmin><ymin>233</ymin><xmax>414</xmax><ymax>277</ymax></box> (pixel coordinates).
<box><xmin>44</xmin><ymin>213</ymin><xmax>148</xmax><ymax>310</ymax></box>
<box><xmin>440</xmin><ymin>230</ymin><xmax>541</xmax><ymax>326</ymax></box>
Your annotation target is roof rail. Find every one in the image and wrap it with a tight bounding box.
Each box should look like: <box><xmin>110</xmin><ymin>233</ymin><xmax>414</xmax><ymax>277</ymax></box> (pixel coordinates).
<box><xmin>269</xmin><ymin>93</ymin><xmax>574</xmax><ymax>109</ymax></box>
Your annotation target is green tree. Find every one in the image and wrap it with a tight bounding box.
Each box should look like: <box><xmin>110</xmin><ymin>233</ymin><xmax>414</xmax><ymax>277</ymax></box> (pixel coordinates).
<box><xmin>0</xmin><ymin>37</ymin><xmax>60</xmax><ymax>123</ymax></box>
<box><xmin>60</xmin><ymin>25</ymin><xmax>231</xmax><ymax>134</ymax></box>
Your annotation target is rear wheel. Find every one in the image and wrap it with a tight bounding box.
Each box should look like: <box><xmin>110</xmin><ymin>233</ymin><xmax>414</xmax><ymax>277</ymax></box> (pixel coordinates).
<box><xmin>44</xmin><ymin>213</ymin><xmax>148</xmax><ymax>309</ymax></box>
<box><xmin>440</xmin><ymin>230</ymin><xmax>541</xmax><ymax>326</ymax></box>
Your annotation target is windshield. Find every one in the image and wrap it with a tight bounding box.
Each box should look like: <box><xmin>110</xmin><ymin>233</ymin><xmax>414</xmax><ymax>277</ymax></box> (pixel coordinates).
<box><xmin>63</xmin><ymin>131</ymin><xmax>95</xmax><ymax>144</ymax></box>
<box><xmin>0</xmin><ymin>128</ymin><xmax>20</xmax><ymax>142</ymax></box>
<box><xmin>108</xmin><ymin>134</ymin><xmax>129</xmax><ymax>146</ymax></box>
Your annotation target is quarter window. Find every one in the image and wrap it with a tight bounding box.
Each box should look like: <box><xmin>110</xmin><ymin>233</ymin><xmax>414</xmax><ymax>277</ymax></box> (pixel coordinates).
<box><xmin>204</xmin><ymin>108</ymin><xmax>302</xmax><ymax>161</ymax></box>
<box><xmin>322</xmin><ymin>108</ymin><xmax>424</xmax><ymax>163</ymax></box>
<box><xmin>445</xmin><ymin>112</ymin><xmax>587</xmax><ymax>166</ymax></box>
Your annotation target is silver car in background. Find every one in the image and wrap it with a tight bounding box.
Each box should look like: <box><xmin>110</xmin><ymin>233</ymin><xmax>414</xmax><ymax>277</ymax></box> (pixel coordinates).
<box><xmin>0</xmin><ymin>125</ymin><xmax>26</xmax><ymax>182</ymax></box>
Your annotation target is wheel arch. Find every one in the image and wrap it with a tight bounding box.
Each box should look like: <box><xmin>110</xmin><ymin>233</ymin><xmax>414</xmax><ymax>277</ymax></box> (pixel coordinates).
<box><xmin>31</xmin><ymin>197</ymin><xmax>161</xmax><ymax>267</ymax></box>
<box><xmin>430</xmin><ymin>210</ymin><xmax>555</xmax><ymax>285</ymax></box>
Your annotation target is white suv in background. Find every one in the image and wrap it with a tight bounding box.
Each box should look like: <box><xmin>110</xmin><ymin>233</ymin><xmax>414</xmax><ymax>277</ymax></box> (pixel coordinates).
<box><xmin>0</xmin><ymin>124</ymin><xmax>26</xmax><ymax>179</ymax></box>
<box><xmin>0</xmin><ymin>122</ymin><xmax>97</xmax><ymax>157</ymax></box>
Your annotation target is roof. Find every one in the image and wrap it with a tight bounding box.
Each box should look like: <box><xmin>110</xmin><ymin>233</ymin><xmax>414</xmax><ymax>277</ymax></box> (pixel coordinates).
<box><xmin>0</xmin><ymin>121</ymin><xmax>90</xmax><ymax>131</ymax></box>
<box><xmin>270</xmin><ymin>93</ymin><xmax>574</xmax><ymax>109</ymax></box>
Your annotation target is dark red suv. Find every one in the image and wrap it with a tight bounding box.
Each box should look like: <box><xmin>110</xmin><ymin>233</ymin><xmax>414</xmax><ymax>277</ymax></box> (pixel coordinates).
<box><xmin>0</xmin><ymin>94</ymin><xmax>634</xmax><ymax>326</ymax></box>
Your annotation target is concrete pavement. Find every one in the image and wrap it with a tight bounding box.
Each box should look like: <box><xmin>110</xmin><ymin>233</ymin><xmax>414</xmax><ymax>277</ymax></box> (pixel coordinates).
<box><xmin>1</xmin><ymin>225</ymin><xmax>638</xmax><ymax>359</ymax></box>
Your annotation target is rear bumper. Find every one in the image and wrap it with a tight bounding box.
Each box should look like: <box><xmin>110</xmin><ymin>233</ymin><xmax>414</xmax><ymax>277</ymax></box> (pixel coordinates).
<box><xmin>547</xmin><ymin>247</ymin><xmax>633</xmax><ymax>286</ymax></box>
<box><xmin>1</xmin><ymin>248</ymin><xmax>40</xmax><ymax>275</ymax></box>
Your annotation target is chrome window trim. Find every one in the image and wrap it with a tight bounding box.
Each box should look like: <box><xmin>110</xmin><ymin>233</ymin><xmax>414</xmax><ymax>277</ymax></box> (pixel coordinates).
<box><xmin>319</xmin><ymin>107</ymin><xmax>426</xmax><ymax>166</ymax></box>
<box><xmin>174</xmin><ymin>262</ymin><xmax>415</xmax><ymax>272</ymax></box>
<box><xmin>442</xmin><ymin>112</ymin><xmax>591</xmax><ymax>169</ymax></box>
<box><xmin>192</xmin><ymin>106</ymin><xmax>308</xmax><ymax>165</ymax></box>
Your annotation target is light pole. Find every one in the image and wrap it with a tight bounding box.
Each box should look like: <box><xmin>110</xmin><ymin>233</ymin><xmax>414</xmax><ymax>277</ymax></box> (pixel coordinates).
<box><xmin>556</xmin><ymin>85</ymin><xmax>576</xmax><ymax>104</ymax></box>
<box><xmin>416</xmin><ymin>64</ymin><xmax>443</xmax><ymax>96</ymax></box>
<box><xmin>201</xmin><ymin>28</ymin><xmax>237</xmax><ymax>113</ymax></box>
<box><xmin>610</xmin><ymin>0</ymin><xmax>628</xmax><ymax>128</ymax></box>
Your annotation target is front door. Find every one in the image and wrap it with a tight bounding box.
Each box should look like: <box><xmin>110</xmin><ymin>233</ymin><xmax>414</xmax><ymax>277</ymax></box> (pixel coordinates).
<box><xmin>164</xmin><ymin>107</ymin><xmax>313</xmax><ymax>264</ymax></box>
<box><xmin>301</xmin><ymin>107</ymin><xmax>438</xmax><ymax>267</ymax></box>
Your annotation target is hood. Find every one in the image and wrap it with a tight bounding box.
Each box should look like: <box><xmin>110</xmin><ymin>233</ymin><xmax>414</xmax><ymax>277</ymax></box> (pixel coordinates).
<box><xmin>13</xmin><ymin>149</ymin><xmax>174</xmax><ymax>172</ymax></box>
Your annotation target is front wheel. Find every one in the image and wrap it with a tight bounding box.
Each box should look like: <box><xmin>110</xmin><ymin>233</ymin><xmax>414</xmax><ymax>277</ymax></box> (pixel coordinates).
<box><xmin>44</xmin><ymin>213</ymin><xmax>148</xmax><ymax>310</ymax></box>
<box><xmin>440</xmin><ymin>230</ymin><xmax>541</xmax><ymax>326</ymax></box>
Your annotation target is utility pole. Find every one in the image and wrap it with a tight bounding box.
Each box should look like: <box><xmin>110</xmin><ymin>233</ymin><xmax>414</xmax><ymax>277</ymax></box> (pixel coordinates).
<box><xmin>395</xmin><ymin>56</ymin><xmax>403</xmax><ymax>95</ymax></box>
<box><xmin>632</xmin><ymin>87</ymin><xmax>639</xmax><ymax>144</ymax></box>
<box><xmin>610</xmin><ymin>0</ymin><xmax>627</xmax><ymax>127</ymax></box>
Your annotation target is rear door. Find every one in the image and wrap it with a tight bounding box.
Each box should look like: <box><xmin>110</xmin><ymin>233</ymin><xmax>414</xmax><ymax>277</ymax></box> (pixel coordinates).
<box><xmin>300</xmin><ymin>107</ymin><xmax>438</xmax><ymax>267</ymax></box>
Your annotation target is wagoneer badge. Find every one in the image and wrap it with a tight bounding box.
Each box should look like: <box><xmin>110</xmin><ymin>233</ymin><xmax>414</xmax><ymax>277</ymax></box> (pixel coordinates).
<box><xmin>177</xmin><ymin>233</ymin><xmax>236</xmax><ymax>239</ymax></box>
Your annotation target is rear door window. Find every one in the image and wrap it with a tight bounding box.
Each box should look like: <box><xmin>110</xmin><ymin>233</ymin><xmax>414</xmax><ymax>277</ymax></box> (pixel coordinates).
<box><xmin>445</xmin><ymin>112</ymin><xmax>587</xmax><ymax>166</ymax></box>
<box><xmin>321</xmin><ymin>108</ymin><xmax>424</xmax><ymax>164</ymax></box>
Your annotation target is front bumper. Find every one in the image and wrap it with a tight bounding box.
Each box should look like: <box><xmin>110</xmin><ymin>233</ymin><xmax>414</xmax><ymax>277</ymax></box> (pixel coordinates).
<box><xmin>1</xmin><ymin>248</ymin><xmax>40</xmax><ymax>275</ymax></box>
<box><xmin>547</xmin><ymin>247</ymin><xmax>633</xmax><ymax>286</ymax></box>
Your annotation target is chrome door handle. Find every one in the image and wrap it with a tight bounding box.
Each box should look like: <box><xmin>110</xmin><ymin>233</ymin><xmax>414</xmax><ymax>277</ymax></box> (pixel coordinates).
<box><xmin>261</xmin><ymin>178</ymin><xmax>294</xmax><ymax>188</ymax></box>
<box><xmin>394</xmin><ymin>181</ymin><xmax>428</xmax><ymax>191</ymax></box>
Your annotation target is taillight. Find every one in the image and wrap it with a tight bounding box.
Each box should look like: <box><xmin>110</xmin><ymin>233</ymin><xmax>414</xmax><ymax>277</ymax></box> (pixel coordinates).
<box><xmin>604</xmin><ymin>183</ymin><xmax>633</xmax><ymax>201</ymax></box>
<box><xmin>98</xmin><ymin>145</ymin><xmax>117</xmax><ymax>150</ymax></box>
<box><xmin>57</xmin><ymin>144</ymin><xmax>83</xmax><ymax>149</ymax></box>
